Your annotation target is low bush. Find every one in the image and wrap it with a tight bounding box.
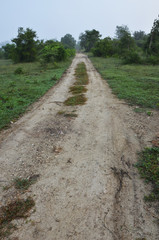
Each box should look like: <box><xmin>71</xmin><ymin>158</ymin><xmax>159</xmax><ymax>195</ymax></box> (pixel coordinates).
<box><xmin>14</xmin><ymin>67</ymin><xmax>24</xmax><ymax>74</ymax></box>
<box><xmin>123</xmin><ymin>51</ymin><xmax>142</xmax><ymax>64</ymax></box>
<box><xmin>145</xmin><ymin>55</ymin><xmax>159</xmax><ymax>65</ymax></box>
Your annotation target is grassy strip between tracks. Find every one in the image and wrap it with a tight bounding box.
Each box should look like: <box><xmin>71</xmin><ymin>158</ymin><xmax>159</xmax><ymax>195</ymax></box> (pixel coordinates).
<box><xmin>64</xmin><ymin>62</ymin><xmax>88</xmax><ymax>106</ymax></box>
<box><xmin>0</xmin><ymin>58</ymin><xmax>73</xmax><ymax>130</ymax></box>
<box><xmin>89</xmin><ymin>55</ymin><xmax>159</xmax><ymax>111</ymax></box>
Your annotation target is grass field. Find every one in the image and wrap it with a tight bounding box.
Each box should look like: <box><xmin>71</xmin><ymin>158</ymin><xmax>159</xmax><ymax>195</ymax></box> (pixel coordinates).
<box><xmin>89</xmin><ymin>56</ymin><xmax>159</xmax><ymax>110</ymax></box>
<box><xmin>0</xmin><ymin>59</ymin><xmax>72</xmax><ymax>130</ymax></box>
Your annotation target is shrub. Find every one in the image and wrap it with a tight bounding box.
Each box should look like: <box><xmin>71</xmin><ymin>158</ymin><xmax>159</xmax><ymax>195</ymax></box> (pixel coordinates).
<box><xmin>14</xmin><ymin>67</ymin><xmax>23</xmax><ymax>74</ymax></box>
<box><xmin>123</xmin><ymin>51</ymin><xmax>141</xmax><ymax>64</ymax></box>
<box><xmin>40</xmin><ymin>42</ymin><xmax>67</xmax><ymax>63</ymax></box>
<box><xmin>66</xmin><ymin>48</ymin><xmax>76</xmax><ymax>58</ymax></box>
<box><xmin>145</xmin><ymin>55</ymin><xmax>159</xmax><ymax>65</ymax></box>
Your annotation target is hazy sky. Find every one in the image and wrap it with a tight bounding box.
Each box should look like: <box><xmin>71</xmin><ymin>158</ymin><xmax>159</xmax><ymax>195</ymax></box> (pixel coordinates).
<box><xmin>0</xmin><ymin>0</ymin><xmax>159</xmax><ymax>43</ymax></box>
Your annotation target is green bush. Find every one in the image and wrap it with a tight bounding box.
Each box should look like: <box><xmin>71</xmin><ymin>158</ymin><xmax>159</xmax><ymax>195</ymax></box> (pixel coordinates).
<box><xmin>14</xmin><ymin>67</ymin><xmax>23</xmax><ymax>74</ymax></box>
<box><xmin>40</xmin><ymin>42</ymin><xmax>67</xmax><ymax>63</ymax></box>
<box><xmin>123</xmin><ymin>51</ymin><xmax>141</xmax><ymax>64</ymax></box>
<box><xmin>66</xmin><ymin>48</ymin><xmax>76</xmax><ymax>58</ymax></box>
<box><xmin>145</xmin><ymin>55</ymin><xmax>159</xmax><ymax>65</ymax></box>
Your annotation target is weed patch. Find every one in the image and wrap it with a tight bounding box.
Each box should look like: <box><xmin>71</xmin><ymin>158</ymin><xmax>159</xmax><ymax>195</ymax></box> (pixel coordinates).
<box><xmin>135</xmin><ymin>147</ymin><xmax>159</xmax><ymax>202</ymax></box>
<box><xmin>69</xmin><ymin>85</ymin><xmax>87</xmax><ymax>94</ymax></box>
<box><xmin>14</xmin><ymin>175</ymin><xmax>39</xmax><ymax>191</ymax></box>
<box><xmin>64</xmin><ymin>94</ymin><xmax>87</xmax><ymax>106</ymax></box>
<box><xmin>64</xmin><ymin>62</ymin><xmax>88</xmax><ymax>106</ymax></box>
<box><xmin>0</xmin><ymin>197</ymin><xmax>35</xmax><ymax>239</ymax></box>
<box><xmin>74</xmin><ymin>62</ymin><xmax>89</xmax><ymax>85</ymax></box>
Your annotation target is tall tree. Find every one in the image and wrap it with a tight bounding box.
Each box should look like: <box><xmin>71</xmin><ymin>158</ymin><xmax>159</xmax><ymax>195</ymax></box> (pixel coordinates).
<box><xmin>133</xmin><ymin>30</ymin><xmax>147</xmax><ymax>49</ymax></box>
<box><xmin>12</xmin><ymin>27</ymin><xmax>37</xmax><ymax>63</ymax></box>
<box><xmin>2</xmin><ymin>43</ymin><xmax>15</xmax><ymax>59</ymax></box>
<box><xmin>79</xmin><ymin>29</ymin><xmax>101</xmax><ymax>52</ymax></box>
<box><xmin>115</xmin><ymin>25</ymin><xmax>130</xmax><ymax>39</ymax></box>
<box><xmin>145</xmin><ymin>17</ymin><xmax>159</xmax><ymax>55</ymax></box>
<box><xmin>115</xmin><ymin>25</ymin><xmax>135</xmax><ymax>55</ymax></box>
<box><xmin>61</xmin><ymin>34</ymin><xmax>76</xmax><ymax>49</ymax></box>
<box><xmin>92</xmin><ymin>37</ymin><xmax>114</xmax><ymax>57</ymax></box>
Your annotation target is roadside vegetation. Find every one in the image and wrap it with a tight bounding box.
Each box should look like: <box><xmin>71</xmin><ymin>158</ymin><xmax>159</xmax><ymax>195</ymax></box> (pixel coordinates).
<box><xmin>89</xmin><ymin>56</ymin><xmax>159</xmax><ymax>110</ymax></box>
<box><xmin>0</xmin><ymin>28</ymin><xmax>76</xmax><ymax>130</ymax></box>
<box><xmin>0</xmin><ymin>59</ymin><xmax>72</xmax><ymax>130</ymax></box>
<box><xmin>135</xmin><ymin>147</ymin><xmax>159</xmax><ymax>202</ymax></box>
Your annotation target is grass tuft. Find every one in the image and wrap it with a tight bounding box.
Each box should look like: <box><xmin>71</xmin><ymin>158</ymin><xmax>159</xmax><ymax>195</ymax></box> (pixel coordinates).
<box><xmin>64</xmin><ymin>94</ymin><xmax>87</xmax><ymax>106</ymax></box>
<box><xmin>14</xmin><ymin>175</ymin><xmax>39</xmax><ymax>191</ymax></box>
<box><xmin>74</xmin><ymin>62</ymin><xmax>89</xmax><ymax>85</ymax></box>
<box><xmin>69</xmin><ymin>85</ymin><xmax>87</xmax><ymax>94</ymax></box>
<box><xmin>64</xmin><ymin>62</ymin><xmax>88</xmax><ymax>106</ymax></box>
<box><xmin>0</xmin><ymin>197</ymin><xmax>35</xmax><ymax>239</ymax></box>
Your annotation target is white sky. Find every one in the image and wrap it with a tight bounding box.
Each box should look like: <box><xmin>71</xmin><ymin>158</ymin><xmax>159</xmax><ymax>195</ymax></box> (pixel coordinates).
<box><xmin>0</xmin><ymin>0</ymin><xmax>159</xmax><ymax>43</ymax></box>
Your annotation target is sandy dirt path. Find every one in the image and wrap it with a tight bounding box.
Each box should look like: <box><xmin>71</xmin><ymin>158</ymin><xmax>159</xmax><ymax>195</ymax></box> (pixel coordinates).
<box><xmin>0</xmin><ymin>54</ymin><xmax>159</xmax><ymax>240</ymax></box>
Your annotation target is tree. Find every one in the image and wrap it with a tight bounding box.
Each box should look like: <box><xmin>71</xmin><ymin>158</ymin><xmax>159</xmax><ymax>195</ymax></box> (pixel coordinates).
<box><xmin>61</xmin><ymin>34</ymin><xmax>76</xmax><ymax>49</ymax></box>
<box><xmin>2</xmin><ymin>43</ymin><xmax>15</xmax><ymax>59</ymax></box>
<box><xmin>40</xmin><ymin>41</ymin><xmax>67</xmax><ymax>63</ymax></box>
<box><xmin>92</xmin><ymin>37</ymin><xmax>114</xmax><ymax>57</ymax></box>
<box><xmin>12</xmin><ymin>27</ymin><xmax>37</xmax><ymax>63</ymax></box>
<box><xmin>0</xmin><ymin>48</ymin><xmax>4</xmax><ymax>59</ymax></box>
<box><xmin>145</xmin><ymin>17</ymin><xmax>159</xmax><ymax>55</ymax></box>
<box><xmin>133</xmin><ymin>31</ymin><xmax>147</xmax><ymax>49</ymax></box>
<box><xmin>115</xmin><ymin>25</ymin><xmax>136</xmax><ymax>55</ymax></box>
<box><xmin>79</xmin><ymin>29</ymin><xmax>101</xmax><ymax>52</ymax></box>
<box><xmin>115</xmin><ymin>25</ymin><xmax>130</xmax><ymax>39</ymax></box>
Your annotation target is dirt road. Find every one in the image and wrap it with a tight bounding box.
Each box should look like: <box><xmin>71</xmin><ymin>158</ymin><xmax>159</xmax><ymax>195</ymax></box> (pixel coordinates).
<box><xmin>0</xmin><ymin>54</ymin><xmax>159</xmax><ymax>240</ymax></box>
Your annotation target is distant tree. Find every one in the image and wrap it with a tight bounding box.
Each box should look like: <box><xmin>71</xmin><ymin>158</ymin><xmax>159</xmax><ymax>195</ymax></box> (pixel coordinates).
<box><xmin>0</xmin><ymin>48</ymin><xmax>4</xmax><ymax>59</ymax></box>
<box><xmin>133</xmin><ymin>31</ymin><xmax>146</xmax><ymax>41</ymax></box>
<box><xmin>61</xmin><ymin>34</ymin><xmax>76</xmax><ymax>49</ymax></box>
<box><xmin>133</xmin><ymin>31</ymin><xmax>148</xmax><ymax>48</ymax></box>
<box><xmin>40</xmin><ymin>41</ymin><xmax>67</xmax><ymax>63</ymax></box>
<box><xmin>92</xmin><ymin>37</ymin><xmax>114</xmax><ymax>57</ymax></box>
<box><xmin>12</xmin><ymin>27</ymin><xmax>37</xmax><ymax>63</ymax></box>
<box><xmin>2</xmin><ymin>43</ymin><xmax>15</xmax><ymax>59</ymax></box>
<box><xmin>75</xmin><ymin>41</ymin><xmax>81</xmax><ymax>51</ymax></box>
<box><xmin>115</xmin><ymin>25</ymin><xmax>136</xmax><ymax>55</ymax></box>
<box><xmin>79</xmin><ymin>29</ymin><xmax>101</xmax><ymax>52</ymax></box>
<box><xmin>145</xmin><ymin>17</ymin><xmax>159</xmax><ymax>55</ymax></box>
<box><xmin>115</xmin><ymin>25</ymin><xmax>130</xmax><ymax>39</ymax></box>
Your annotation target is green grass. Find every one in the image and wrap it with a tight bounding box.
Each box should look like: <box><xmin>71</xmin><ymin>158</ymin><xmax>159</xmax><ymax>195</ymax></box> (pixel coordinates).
<box><xmin>74</xmin><ymin>62</ymin><xmax>89</xmax><ymax>85</ymax></box>
<box><xmin>14</xmin><ymin>175</ymin><xmax>39</xmax><ymax>191</ymax></box>
<box><xmin>89</xmin><ymin>56</ymin><xmax>159</xmax><ymax>109</ymax></box>
<box><xmin>69</xmin><ymin>85</ymin><xmax>87</xmax><ymax>94</ymax></box>
<box><xmin>135</xmin><ymin>147</ymin><xmax>159</xmax><ymax>202</ymax></box>
<box><xmin>64</xmin><ymin>62</ymin><xmax>88</xmax><ymax>106</ymax></box>
<box><xmin>0</xmin><ymin>197</ymin><xmax>35</xmax><ymax>239</ymax></box>
<box><xmin>64</xmin><ymin>94</ymin><xmax>87</xmax><ymax>106</ymax></box>
<box><xmin>0</xmin><ymin>59</ymin><xmax>72</xmax><ymax>130</ymax></box>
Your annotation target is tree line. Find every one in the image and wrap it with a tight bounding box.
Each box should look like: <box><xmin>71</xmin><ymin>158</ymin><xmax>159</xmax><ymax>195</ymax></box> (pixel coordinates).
<box><xmin>0</xmin><ymin>29</ymin><xmax>76</xmax><ymax>64</ymax></box>
<box><xmin>79</xmin><ymin>17</ymin><xmax>159</xmax><ymax>64</ymax></box>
